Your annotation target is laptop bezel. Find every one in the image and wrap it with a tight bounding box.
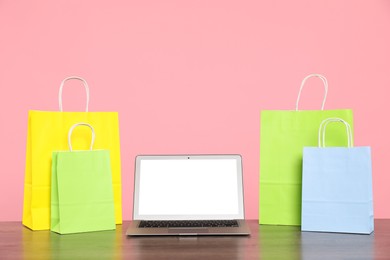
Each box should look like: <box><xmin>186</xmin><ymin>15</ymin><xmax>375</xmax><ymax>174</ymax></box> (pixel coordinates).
<box><xmin>132</xmin><ymin>154</ymin><xmax>245</xmax><ymax>221</ymax></box>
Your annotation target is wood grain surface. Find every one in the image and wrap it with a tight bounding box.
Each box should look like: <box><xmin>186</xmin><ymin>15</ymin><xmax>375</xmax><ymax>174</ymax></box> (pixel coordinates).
<box><xmin>1</xmin><ymin>220</ymin><xmax>389</xmax><ymax>259</ymax></box>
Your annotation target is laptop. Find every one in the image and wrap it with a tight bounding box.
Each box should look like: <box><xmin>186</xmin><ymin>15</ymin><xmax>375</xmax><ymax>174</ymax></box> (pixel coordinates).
<box><xmin>126</xmin><ymin>155</ymin><xmax>251</xmax><ymax>236</ymax></box>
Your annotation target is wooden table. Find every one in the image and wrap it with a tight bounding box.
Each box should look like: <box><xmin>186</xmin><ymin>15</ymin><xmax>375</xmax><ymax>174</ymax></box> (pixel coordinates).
<box><xmin>1</xmin><ymin>220</ymin><xmax>389</xmax><ymax>259</ymax></box>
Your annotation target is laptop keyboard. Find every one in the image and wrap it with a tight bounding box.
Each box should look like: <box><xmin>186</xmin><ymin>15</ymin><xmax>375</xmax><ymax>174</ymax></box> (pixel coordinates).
<box><xmin>139</xmin><ymin>220</ymin><xmax>239</xmax><ymax>228</ymax></box>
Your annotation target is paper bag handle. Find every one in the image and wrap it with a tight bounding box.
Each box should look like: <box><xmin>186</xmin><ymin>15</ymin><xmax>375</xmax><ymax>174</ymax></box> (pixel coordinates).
<box><xmin>295</xmin><ymin>74</ymin><xmax>328</xmax><ymax>111</ymax></box>
<box><xmin>318</xmin><ymin>118</ymin><xmax>353</xmax><ymax>148</ymax></box>
<box><xmin>68</xmin><ymin>123</ymin><xmax>95</xmax><ymax>151</ymax></box>
<box><xmin>59</xmin><ymin>76</ymin><xmax>90</xmax><ymax>112</ymax></box>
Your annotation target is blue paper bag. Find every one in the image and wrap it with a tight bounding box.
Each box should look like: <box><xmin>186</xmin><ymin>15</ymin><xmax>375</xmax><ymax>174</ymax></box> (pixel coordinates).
<box><xmin>302</xmin><ymin>118</ymin><xmax>373</xmax><ymax>234</ymax></box>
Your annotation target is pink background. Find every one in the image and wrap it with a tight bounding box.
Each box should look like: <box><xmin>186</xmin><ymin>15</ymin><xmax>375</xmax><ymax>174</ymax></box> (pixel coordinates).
<box><xmin>1</xmin><ymin>1</ymin><xmax>390</xmax><ymax>221</ymax></box>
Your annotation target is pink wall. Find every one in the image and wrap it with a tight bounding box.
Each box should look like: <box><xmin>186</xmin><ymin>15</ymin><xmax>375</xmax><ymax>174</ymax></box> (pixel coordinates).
<box><xmin>1</xmin><ymin>1</ymin><xmax>390</xmax><ymax>221</ymax></box>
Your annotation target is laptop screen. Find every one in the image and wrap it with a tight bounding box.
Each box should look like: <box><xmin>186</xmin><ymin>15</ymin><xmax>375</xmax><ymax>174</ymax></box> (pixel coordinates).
<box><xmin>133</xmin><ymin>155</ymin><xmax>244</xmax><ymax>220</ymax></box>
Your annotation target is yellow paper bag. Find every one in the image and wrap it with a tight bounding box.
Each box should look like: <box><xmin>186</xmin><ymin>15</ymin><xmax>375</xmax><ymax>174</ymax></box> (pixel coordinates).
<box><xmin>23</xmin><ymin>77</ymin><xmax>122</xmax><ymax>230</ymax></box>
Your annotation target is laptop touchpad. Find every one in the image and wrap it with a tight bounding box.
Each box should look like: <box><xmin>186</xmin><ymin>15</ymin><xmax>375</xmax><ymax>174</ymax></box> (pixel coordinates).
<box><xmin>168</xmin><ymin>228</ymin><xmax>209</xmax><ymax>233</ymax></box>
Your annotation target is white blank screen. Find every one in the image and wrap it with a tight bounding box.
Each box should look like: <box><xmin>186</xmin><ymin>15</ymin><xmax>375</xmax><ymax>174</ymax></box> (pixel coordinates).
<box><xmin>138</xmin><ymin>159</ymin><xmax>239</xmax><ymax>218</ymax></box>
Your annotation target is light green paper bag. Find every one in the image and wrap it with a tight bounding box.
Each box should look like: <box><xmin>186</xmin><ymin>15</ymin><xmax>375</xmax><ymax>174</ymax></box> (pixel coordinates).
<box><xmin>51</xmin><ymin>123</ymin><xmax>116</xmax><ymax>234</ymax></box>
<box><xmin>259</xmin><ymin>74</ymin><xmax>354</xmax><ymax>226</ymax></box>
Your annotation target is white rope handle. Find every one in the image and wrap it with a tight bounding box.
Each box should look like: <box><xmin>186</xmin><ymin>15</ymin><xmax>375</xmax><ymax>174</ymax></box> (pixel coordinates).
<box><xmin>318</xmin><ymin>118</ymin><xmax>353</xmax><ymax>148</ymax></box>
<box><xmin>295</xmin><ymin>74</ymin><xmax>328</xmax><ymax>111</ymax></box>
<box><xmin>319</xmin><ymin>118</ymin><xmax>352</xmax><ymax>148</ymax></box>
<box><xmin>68</xmin><ymin>123</ymin><xmax>95</xmax><ymax>151</ymax></box>
<box><xmin>59</xmin><ymin>76</ymin><xmax>90</xmax><ymax>112</ymax></box>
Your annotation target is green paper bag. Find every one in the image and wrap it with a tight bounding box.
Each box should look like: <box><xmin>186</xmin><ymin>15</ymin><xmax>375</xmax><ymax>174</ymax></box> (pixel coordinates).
<box><xmin>259</xmin><ymin>74</ymin><xmax>354</xmax><ymax>226</ymax></box>
<box><xmin>51</xmin><ymin>123</ymin><xmax>116</xmax><ymax>234</ymax></box>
